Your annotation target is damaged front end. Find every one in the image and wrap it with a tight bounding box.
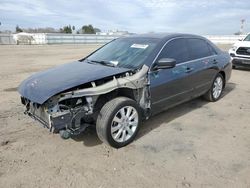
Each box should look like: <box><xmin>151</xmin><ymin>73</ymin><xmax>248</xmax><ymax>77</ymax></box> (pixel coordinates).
<box><xmin>21</xmin><ymin>94</ymin><xmax>95</xmax><ymax>134</ymax></box>
<box><xmin>20</xmin><ymin>65</ymin><xmax>150</xmax><ymax>137</ymax></box>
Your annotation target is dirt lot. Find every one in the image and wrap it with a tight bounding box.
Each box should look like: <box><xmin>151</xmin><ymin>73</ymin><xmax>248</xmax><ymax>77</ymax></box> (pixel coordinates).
<box><xmin>0</xmin><ymin>44</ymin><xmax>250</xmax><ymax>188</ymax></box>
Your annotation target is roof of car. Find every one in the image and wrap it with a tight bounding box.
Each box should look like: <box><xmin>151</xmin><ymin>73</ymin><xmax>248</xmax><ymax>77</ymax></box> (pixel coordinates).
<box><xmin>126</xmin><ymin>33</ymin><xmax>204</xmax><ymax>41</ymax></box>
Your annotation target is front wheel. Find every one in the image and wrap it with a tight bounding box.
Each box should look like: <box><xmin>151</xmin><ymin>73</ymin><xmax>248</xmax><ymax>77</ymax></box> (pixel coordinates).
<box><xmin>204</xmin><ymin>73</ymin><xmax>224</xmax><ymax>102</ymax></box>
<box><xmin>96</xmin><ymin>97</ymin><xmax>141</xmax><ymax>148</ymax></box>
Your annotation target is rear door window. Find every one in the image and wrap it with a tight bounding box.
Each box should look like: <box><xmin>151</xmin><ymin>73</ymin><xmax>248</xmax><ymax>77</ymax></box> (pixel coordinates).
<box><xmin>207</xmin><ymin>43</ymin><xmax>217</xmax><ymax>55</ymax></box>
<box><xmin>187</xmin><ymin>38</ymin><xmax>212</xmax><ymax>60</ymax></box>
<box><xmin>158</xmin><ymin>38</ymin><xmax>190</xmax><ymax>64</ymax></box>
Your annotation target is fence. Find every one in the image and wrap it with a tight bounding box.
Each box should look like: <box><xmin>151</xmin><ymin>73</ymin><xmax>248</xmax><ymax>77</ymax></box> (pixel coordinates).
<box><xmin>0</xmin><ymin>34</ymin><xmax>16</xmax><ymax>44</ymax></box>
<box><xmin>0</xmin><ymin>33</ymin><xmax>247</xmax><ymax>45</ymax></box>
<box><xmin>204</xmin><ymin>35</ymin><xmax>245</xmax><ymax>44</ymax></box>
<box><xmin>46</xmin><ymin>33</ymin><xmax>120</xmax><ymax>44</ymax></box>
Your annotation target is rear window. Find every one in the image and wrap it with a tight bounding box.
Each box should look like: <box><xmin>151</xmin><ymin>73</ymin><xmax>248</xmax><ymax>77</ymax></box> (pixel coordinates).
<box><xmin>207</xmin><ymin>42</ymin><xmax>217</xmax><ymax>55</ymax></box>
<box><xmin>187</xmin><ymin>38</ymin><xmax>213</xmax><ymax>59</ymax></box>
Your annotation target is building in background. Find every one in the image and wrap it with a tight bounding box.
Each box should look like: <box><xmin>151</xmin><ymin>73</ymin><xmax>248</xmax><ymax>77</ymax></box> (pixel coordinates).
<box><xmin>96</xmin><ymin>30</ymin><xmax>130</xmax><ymax>36</ymax></box>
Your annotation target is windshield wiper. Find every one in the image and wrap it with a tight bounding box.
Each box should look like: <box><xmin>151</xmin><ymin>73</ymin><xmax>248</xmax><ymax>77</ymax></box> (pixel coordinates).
<box><xmin>86</xmin><ymin>59</ymin><xmax>116</xmax><ymax>67</ymax></box>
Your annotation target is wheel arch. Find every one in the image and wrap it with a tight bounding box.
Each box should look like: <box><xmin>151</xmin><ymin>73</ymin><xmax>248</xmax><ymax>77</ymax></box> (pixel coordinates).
<box><xmin>218</xmin><ymin>71</ymin><xmax>226</xmax><ymax>88</ymax></box>
<box><xmin>94</xmin><ymin>87</ymin><xmax>138</xmax><ymax>112</ymax></box>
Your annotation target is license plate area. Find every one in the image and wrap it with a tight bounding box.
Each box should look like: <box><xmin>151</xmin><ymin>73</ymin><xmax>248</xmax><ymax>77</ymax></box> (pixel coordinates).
<box><xmin>242</xmin><ymin>60</ymin><xmax>250</xmax><ymax>64</ymax></box>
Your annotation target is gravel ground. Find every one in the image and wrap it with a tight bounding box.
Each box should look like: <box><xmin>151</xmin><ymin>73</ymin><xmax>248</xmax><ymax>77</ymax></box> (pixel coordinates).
<box><xmin>0</xmin><ymin>43</ymin><xmax>250</xmax><ymax>188</ymax></box>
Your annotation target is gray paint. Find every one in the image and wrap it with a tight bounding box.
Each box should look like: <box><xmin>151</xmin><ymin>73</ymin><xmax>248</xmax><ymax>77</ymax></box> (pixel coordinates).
<box><xmin>18</xmin><ymin>33</ymin><xmax>232</xmax><ymax>136</ymax></box>
<box><xmin>18</xmin><ymin>61</ymin><xmax>129</xmax><ymax>104</ymax></box>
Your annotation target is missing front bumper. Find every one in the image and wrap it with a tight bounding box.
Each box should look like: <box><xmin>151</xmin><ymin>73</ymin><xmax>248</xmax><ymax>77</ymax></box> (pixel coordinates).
<box><xmin>25</xmin><ymin>109</ymin><xmax>72</xmax><ymax>133</ymax></box>
<box><xmin>22</xmin><ymin>97</ymin><xmax>93</xmax><ymax>136</ymax></box>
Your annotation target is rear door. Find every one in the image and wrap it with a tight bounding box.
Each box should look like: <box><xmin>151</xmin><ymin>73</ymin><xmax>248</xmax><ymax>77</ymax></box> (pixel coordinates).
<box><xmin>186</xmin><ymin>38</ymin><xmax>218</xmax><ymax>96</ymax></box>
<box><xmin>150</xmin><ymin>38</ymin><xmax>195</xmax><ymax>114</ymax></box>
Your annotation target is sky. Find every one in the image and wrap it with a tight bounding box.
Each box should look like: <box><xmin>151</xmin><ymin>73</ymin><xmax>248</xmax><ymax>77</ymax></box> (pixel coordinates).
<box><xmin>0</xmin><ymin>0</ymin><xmax>250</xmax><ymax>35</ymax></box>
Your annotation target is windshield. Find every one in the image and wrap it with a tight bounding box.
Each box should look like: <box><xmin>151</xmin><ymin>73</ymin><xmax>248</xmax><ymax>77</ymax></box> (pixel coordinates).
<box><xmin>86</xmin><ymin>38</ymin><xmax>159</xmax><ymax>69</ymax></box>
<box><xmin>244</xmin><ymin>34</ymin><xmax>250</xmax><ymax>41</ymax></box>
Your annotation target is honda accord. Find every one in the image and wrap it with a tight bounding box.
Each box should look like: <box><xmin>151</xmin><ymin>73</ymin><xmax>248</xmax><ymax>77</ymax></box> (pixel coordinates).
<box><xmin>18</xmin><ymin>33</ymin><xmax>232</xmax><ymax>148</ymax></box>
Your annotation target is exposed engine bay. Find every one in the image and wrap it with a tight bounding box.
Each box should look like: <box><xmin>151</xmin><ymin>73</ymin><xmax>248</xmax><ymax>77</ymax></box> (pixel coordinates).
<box><xmin>20</xmin><ymin>65</ymin><xmax>150</xmax><ymax>137</ymax></box>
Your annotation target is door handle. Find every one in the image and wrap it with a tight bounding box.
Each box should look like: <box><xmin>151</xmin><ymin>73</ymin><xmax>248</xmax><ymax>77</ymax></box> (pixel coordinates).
<box><xmin>185</xmin><ymin>67</ymin><xmax>194</xmax><ymax>73</ymax></box>
<box><xmin>213</xmin><ymin>59</ymin><xmax>218</xmax><ymax>64</ymax></box>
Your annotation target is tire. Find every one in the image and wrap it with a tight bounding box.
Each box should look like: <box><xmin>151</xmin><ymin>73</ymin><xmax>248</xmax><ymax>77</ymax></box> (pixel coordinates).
<box><xmin>96</xmin><ymin>97</ymin><xmax>141</xmax><ymax>148</ymax></box>
<box><xmin>59</xmin><ymin>130</ymin><xmax>71</xmax><ymax>139</ymax></box>
<box><xmin>203</xmin><ymin>73</ymin><xmax>225</xmax><ymax>102</ymax></box>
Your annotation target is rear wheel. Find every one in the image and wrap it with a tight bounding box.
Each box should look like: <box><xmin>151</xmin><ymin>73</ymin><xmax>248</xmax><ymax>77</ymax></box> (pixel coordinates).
<box><xmin>204</xmin><ymin>73</ymin><xmax>224</xmax><ymax>102</ymax></box>
<box><xmin>96</xmin><ymin>97</ymin><xmax>141</xmax><ymax>148</ymax></box>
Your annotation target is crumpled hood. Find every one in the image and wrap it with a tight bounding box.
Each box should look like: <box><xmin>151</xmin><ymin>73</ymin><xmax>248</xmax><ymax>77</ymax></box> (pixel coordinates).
<box><xmin>18</xmin><ymin>61</ymin><xmax>130</xmax><ymax>104</ymax></box>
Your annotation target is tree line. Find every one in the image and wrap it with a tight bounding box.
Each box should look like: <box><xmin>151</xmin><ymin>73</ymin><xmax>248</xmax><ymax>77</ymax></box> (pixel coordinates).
<box><xmin>15</xmin><ymin>24</ymin><xmax>101</xmax><ymax>34</ymax></box>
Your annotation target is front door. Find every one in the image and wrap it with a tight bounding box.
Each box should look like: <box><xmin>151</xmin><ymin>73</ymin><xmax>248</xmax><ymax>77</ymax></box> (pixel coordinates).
<box><xmin>150</xmin><ymin>38</ymin><xmax>195</xmax><ymax>114</ymax></box>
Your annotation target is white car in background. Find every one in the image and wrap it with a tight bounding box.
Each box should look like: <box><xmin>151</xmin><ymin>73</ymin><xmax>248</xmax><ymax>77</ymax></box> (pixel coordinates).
<box><xmin>229</xmin><ymin>33</ymin><xmax>250</xmax><ymax>69</ymax></box>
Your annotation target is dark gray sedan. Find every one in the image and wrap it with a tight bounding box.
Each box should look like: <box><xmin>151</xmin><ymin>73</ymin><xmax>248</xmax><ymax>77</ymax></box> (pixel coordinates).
<box><xmin>18</xmin><ymin>33</ymin><xmax>232</xmax><ymax>148</ymax></box>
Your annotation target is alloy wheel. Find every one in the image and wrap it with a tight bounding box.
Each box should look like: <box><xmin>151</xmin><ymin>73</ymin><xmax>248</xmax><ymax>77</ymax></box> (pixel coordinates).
<box><xmin>111</xmin><ymin>106</ymin><xmax>138</xmax><ymax>143</ymax></box>
<box><xmin>212</xmin><ymin>76</ymin><xmax>223</xmax><ymax>99</ymax></box>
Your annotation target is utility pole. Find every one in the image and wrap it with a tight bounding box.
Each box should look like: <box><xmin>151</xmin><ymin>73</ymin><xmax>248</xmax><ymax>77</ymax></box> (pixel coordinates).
<box><xmin>240</xmin><ymin>19</ymin><xmax>245</xmax><ymax>34</ymax></box>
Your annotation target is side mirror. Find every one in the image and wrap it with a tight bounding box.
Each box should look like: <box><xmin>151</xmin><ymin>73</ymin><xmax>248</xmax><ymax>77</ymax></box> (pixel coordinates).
<box><xmin>239</xmin><ymin>39</ymin><xmax>243</xmax><ymax>41</ymax></box>
<box><xmin>154</xmin><ymin>58</ymin><xmax>176</xmax><ymax>70</ymax></box>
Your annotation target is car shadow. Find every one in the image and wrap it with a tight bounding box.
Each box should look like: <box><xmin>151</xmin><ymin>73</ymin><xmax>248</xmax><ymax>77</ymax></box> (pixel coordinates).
<box><xmin>234</xmin><ymin>67</ymin><xmax>250</xmax><ymax>71</ymax></box>
<box><xmin>137</xmin><ymin>82</ymin><xmax>236</xmax><ymax>140</ymax></box>
<box><xmin>72</xmin><ymin>82</ymin><xmax>236</xmax><ymax>147</ymax></box>
<box><xmin>221</xmin><ymin>82</ymin><xmax>236</xmax><ymax>98</ymax></box>
<box><xmin>71</xmin><ymin>126</ymin><xmax>102</xmax><ymax>147</ymax></box>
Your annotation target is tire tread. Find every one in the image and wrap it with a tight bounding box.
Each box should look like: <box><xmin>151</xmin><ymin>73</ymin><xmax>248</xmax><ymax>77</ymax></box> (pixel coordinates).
<box><xmin>203</xmin><ymin>73</ymin><xmax>224</xmax><ymax>102</ymax></box>
<box><xmin>96</xmin><ymin>97</ymin><xmax>139</xmax><ymax>147</ymax></box>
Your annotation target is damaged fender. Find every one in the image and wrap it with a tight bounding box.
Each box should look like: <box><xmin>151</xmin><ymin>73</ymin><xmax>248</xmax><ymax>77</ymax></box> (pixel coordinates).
<box><xmin>58</xmin><ymin>64</ymin><xmax>150</xmax><ymax>109</ymax></box>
